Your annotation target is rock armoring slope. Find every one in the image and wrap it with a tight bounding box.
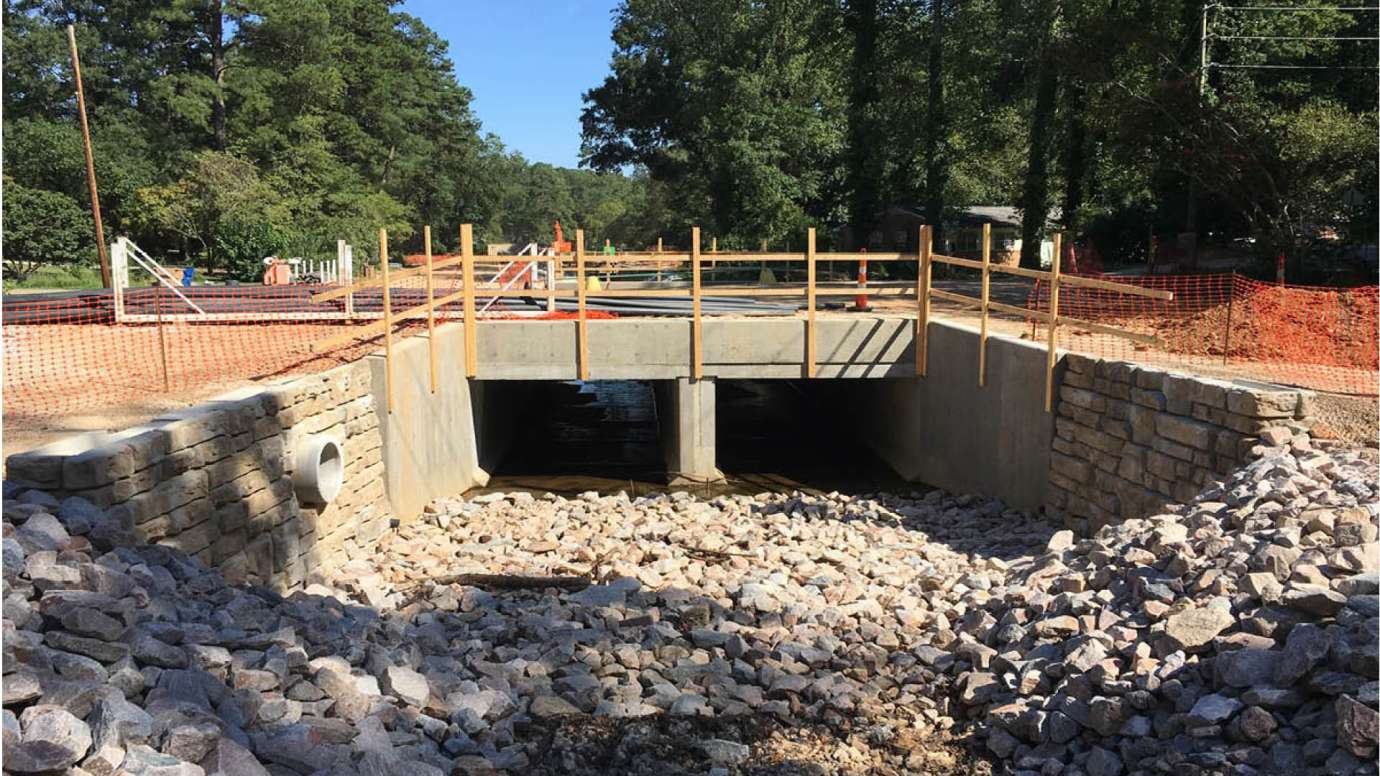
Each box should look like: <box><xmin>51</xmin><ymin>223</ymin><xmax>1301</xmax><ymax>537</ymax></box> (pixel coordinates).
<box><xmin>2</xmin><ymin>426</ymin><xmax>1376</xmax><ymax>775</ymax></box>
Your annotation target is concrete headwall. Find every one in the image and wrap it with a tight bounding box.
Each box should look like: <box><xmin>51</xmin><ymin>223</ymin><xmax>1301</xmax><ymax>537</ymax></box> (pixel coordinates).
<box><xmin>369</xmin><ymin>324</ymin><xmax>512</xmax><ymax>521</ymax></box>
<box><xmin>4</xmin><ymin>361</ymin><xmax>388</xmax><ymax>590</ymax></box>
<box><xmin>842</xmin><ymin>320</ymin><xmax>1056</xmax><ymax>513</ymax></box>
<box><xmin>1046</xmin><ymin>353</ymin><xmax>1314</xmax><ymax>533</ymax></box>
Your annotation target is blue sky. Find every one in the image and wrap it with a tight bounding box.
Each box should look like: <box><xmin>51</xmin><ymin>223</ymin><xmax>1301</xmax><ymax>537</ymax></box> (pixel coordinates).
<box><xmin>402</xmin><ymin>0</ymin><xmax>620</xmax><ymax>168</ymax></box>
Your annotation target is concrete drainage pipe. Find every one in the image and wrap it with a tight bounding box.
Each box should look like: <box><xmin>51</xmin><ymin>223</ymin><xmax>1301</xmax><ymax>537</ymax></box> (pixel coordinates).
<box><xmin>292</xmin><ymin>436</ymin><xmax>344</xmax><ymax>505</ymax></box>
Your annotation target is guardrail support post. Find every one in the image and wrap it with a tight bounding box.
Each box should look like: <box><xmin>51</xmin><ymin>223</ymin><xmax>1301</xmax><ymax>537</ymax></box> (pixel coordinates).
<box><xmin>462</xmin><ymin>223</ymin><xmax>477</xmax><ymax>378</ymax></box>
<box><xmin>1045</xmin><ymin>232</ymin><xmax>1062</xmax><ymax>413</ymax></box>
<box><xmin>692</xmin><ymin>226</ymin><xmax>703</xmax><ymax>379</ymax></box>
<box><xmin>576</xmin><ymin>229</ymin><xmax>589</xmax><ymax>381</ymax></box>
<box><xmin>979</xmin><ymin>223</ymin><xmax>991</xmax><ymax>387</ymax></box>
<box><xmin>380</xmin><ymin>228</ymin><xmax>394</xmax><ymax>413</ymax></box>
<box><xmin>424</xmin><ymin>225</ymin><xmax>437</xmax><ymax>393</ymax></box>
<box><xmin>806</xmin><ymin>228</ymin><xmax>817</xmax><ymax>378</ymax></box>
<box><xmin>917</xmin><ymin>225</ymin><xmax>932</xmax><ymax>377</ymax></box>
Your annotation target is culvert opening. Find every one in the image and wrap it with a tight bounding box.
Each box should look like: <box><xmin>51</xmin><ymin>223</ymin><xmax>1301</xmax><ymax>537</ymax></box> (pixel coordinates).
<box><xmin>476</xmin><ymin>378</ymin><xmax>908</xmax><ymax>496</ymax></box>
<box><xmin>482</xmin><ymin>380</ymin><xmax>665</xmax><ymax>494</ymax></box>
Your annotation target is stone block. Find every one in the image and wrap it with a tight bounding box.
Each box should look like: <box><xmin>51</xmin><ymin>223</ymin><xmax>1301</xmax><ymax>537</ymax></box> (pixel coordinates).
<box><xmin>1156</xmin><ymin>414</ymin><xmax>1218</xmax><ymax>450</ymax></box>
<box><xmin>1223</xmin><ymin>413</ymin><xmax>1273</xmax><ymax>435</ymax></box>
<box><xmin>1064</xmin><ymin>353</ymin><xmax>1094</xmax><ymax>374</ymax></box>
<box><xmin>253</xmin><ymin>416</ymin><xmax>283</xmax><ymax>441</ymax></box>
<box><xmin>168</xmin><ymin>497</ymin><xmax>214</xmax><ymax>532</ymax></box>
<box><xmin>192</xmin><ymin>435</ymin><xmax>236</xmax><ymax>466</ymax></box>
<box><xmin>159</xmin><ymin>517</ymin><xmax>219</xmax><ymax>555</ymax></box>
<box><xmin>1061</xmin><ymin>386</ymin><xmax>1107</xmax><ymax>412</ymax></box>
<box><xmin>1134</xmin><ymin>367</ymin><xmax>1166</xmax><ymax>391</ymax></box>
<box><xmin>212</xmin><ymin>530</ymin><xmax>247</xmax><ymax>564</ymax></box>
<box><xmin>113</xmin><ymin>467</ymin><xmax>160</xmax><ymax>502</ymax></box>
<box><xmin>1146</xmin><ymin>451</ymin><xmax>1178</xmax><ymax>480</ymax></box>
<box><xmin>1063</xmin><ymin>369</ymin><xmax>1094</xmax><ymax>389</ymax></box>
<box><xmin>1051</xmin><ymin>453</ymin><xmax>1093</xmax><ymax>484</ymax></box>
<box><xmin>1131</xmin><ymin>388</ymin><xmax>1167</xmax><ymax>411</ymax></box>
<box><xmin>216</xmin><ymin>500</ymin><xmax>250</xmax><ymax>534</ymax></box>
<box><xmin>61</xmin><ymin>444</ymin><xmax>135</xmax><ymax>490</ymax></box>
<box><xmin>1226</xmin><ymin>388</ymin><xmax>1300</xmax><ymax>419</ymax></box>
<box><xmin>160</xmin><ymin>411</ymin><xmax>225</xmax><ymax>451</ymax></box>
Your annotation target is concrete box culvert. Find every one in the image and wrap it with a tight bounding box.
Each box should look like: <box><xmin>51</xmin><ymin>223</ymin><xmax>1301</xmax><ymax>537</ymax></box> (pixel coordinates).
<box><xmin>293</xmin><ymin>436</ymin><xmax>344</xmax><ymax>505</ymax></box>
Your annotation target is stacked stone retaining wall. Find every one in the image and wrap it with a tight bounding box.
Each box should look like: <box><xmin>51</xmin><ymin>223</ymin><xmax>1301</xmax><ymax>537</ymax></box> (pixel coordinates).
<box><xmin>1046</xmin><ymin>353</ymin><xmax>1314</xmax><ymax>533</ymax></box>
<box><xmin>4</xmin><ymin>361</ymin><xmax>387</xmax><ymax>590</ymax></box>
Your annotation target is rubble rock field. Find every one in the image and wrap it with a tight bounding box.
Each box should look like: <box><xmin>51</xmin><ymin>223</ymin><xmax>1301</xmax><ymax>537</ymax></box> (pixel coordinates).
<box><xmin>3</xmin><ymin>428</ymin><xmax>1377</xmax><ymax>775</ymax></box>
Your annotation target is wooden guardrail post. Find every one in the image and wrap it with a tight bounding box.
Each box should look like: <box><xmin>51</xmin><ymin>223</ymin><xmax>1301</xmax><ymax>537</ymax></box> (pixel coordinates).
<box><xmin>1045</xmin><ymin>232</ymin><xmax>1062</xmax><ymax>413</ymax></box>
<box><xmin>461</xmin><ymin>224</ymin><xmax>477</xmax><ymax>378</ymax></box>
<box><xmin>979</xmin><ymin>223</ymin><xmax>991</xmax><ymax>387</ymax></box>
<box><xmin>423</xmin><ymin>225</ymin><xmax>438</xmax><ymax>394</ymax></box>
<box><xmin>806</xmin><ymin>227</ymin><xmax>817</xmax><ymax>378</ymax></box>
<box><xmin>692</xmin><ymin>226</ymin><xmax>703</xmax><ymax>379</ymax></box>
<box><xmin>380</xmin><ymin>228</ymin><xmax>394</xmax><ymax>413</ymax></box>
<box><xmin>917</xmin><ymin>225</ymin><xmax>932</xmax><ymax>377</ymax></box>
<box><xmin>576</xmin><ymin>229</ymin><xmax>589</xmax><ymax>381</ymax></box>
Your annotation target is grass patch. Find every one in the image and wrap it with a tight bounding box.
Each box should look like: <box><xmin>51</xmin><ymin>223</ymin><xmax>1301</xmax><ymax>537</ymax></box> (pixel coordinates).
<box><xmin>3</xmin><ymin>264</ymin><xmax>108</xmax><ymax>292</ymax></box>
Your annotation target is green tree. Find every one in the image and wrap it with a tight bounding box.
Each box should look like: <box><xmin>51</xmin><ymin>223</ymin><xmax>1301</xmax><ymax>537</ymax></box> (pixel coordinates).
<box><xmin>2</xmin><ymin>178</ymin><xmax>92</xmax><ymax>278</ymax></box>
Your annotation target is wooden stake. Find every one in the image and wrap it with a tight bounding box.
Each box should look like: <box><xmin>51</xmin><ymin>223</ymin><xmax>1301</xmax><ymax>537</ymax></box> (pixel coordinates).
<box><xmin>1223</xmin><ymin>272</ymin><xmax>1235</xmax><ymax>365</ymax></box>
<box><xmin>424</xmin><ymin>225</ymin><xmax>437</xmax><ymax>393</ymax></box>
<box><xmin>67</xmin><ymin>25</ymin><xmax>111</xmax><ymax>288</ymax></box>
<box><xmin>692</xmin><ymin>227</ymin><xmax>703</xmax><ymax>379</ymax></box>
<box><xmin>461</xmin><ymin>224</ymin><xmax>477</xmax><ymax>378</ymax></box>
<box><xmin>806</xmin><ymin>228</ymin><xmax>817</xmax><ymax>378</ymax></box>
<box><xmin>380</xmin><ymin>228</ymin><xmax>394</xmax><ymax>413</ymax></box>
<box><xmin>1045</xmin><ymin>232</ymin><xmax>1062</xmax><ymax>413</ymax></box>
<box><xmin>576</xmin><ymin>230</ymin><xmax>589</xmax><ymax>381</ymax></box>
<box><xmin>156</xmin><ymin>283</ymin><xmax>171</xmax><ymax>391</ymax></box>
<box><xmin>655</xmin><ymin>236</ymin><xmax>663</xmax><ymax>282</ymax></box>
<box><xmin>917</xmin><ymin>225</ymin><xmax>932</xmax><ymax>377</ymax></box>
<box><xmin>979</xmin><ymin>223</ymin><xmax>991</xmax><ymax>387</ymax></box>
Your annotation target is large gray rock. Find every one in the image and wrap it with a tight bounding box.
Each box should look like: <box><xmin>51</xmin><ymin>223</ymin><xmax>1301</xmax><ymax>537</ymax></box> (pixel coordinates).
<box><xmin>1164</xmin><ymin>606</ymin><xmax>1234</xmax><ymax>651</ymax></box>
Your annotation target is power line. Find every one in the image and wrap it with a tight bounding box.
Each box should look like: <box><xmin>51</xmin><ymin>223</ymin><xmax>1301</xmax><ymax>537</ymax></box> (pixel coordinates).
<box><xmin>1208</xmin><ymin>62</ymin><xmax>1380</xmax><ymax>68</ymax></box>
<box><xmin>1211</xmin><ymin>5</ymin><xmax>1380</xmax><ymax>11</ymax></box>
<box><xmin>1211</xmin><ymin>34</ymin><xmax>1380</xmax><ymax>39</ymax></box>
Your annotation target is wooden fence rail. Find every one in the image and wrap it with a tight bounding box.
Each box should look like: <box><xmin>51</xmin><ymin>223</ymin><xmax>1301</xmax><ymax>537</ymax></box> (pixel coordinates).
<box><xmin>312</xmin><ymin>224</ymin><xmax>1173</xmax><ymax>415</ymax></box>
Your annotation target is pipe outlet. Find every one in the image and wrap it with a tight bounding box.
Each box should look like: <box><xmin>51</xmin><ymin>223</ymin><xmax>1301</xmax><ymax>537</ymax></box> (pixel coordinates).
<box><xmin>292</xmin><ymin>436</ymin><xmax>344</xmax><ymax>505</ymax></box>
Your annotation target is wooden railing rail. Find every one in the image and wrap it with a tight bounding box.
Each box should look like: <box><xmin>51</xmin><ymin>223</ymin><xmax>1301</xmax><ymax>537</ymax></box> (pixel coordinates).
<box><xmin>313</xmin><ymin>223</ymin><xmax>1173</xmax><ymax>415</ymax></box>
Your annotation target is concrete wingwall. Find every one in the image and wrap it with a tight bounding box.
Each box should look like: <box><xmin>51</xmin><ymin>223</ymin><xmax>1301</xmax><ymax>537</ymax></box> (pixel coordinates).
<box><xmin>369</xmin><ymin>322</ymin><xmax>526</xmax><ymax>522</ymax></box>
<box><xmin>840</xmin><ymin>320</ymin><xmax>1055</xmax><ymax>513</ymax></box>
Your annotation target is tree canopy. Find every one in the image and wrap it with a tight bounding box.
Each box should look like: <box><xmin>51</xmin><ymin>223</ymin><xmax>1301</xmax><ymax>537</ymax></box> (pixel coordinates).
<box><xmin>581</xmin><ymin>0</ymin><xmax>1378</xmax><ymax>274</ymax></box>
<box><xmin>2</xmin><ymin>0</ymin><xmax>660</xmax><ymax>281</ymax></box>
<box><xmin>4</xmin><ymin>1</ymin><xmax>1375</xmax><ymax>284</ymax></box>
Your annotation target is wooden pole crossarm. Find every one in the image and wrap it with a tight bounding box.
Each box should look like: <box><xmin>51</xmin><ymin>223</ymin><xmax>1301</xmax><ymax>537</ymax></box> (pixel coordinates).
<box><xmin>311</xmin><ymin>255</ymin><xmax>465</xmax><ymax>303</ymax></box>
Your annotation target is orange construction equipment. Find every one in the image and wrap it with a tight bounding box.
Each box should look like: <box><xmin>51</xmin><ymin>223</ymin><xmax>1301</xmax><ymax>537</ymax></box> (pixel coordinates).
<box><xmin>263</xmin><ymin>258</ymin><xmax>292</xmax><ymax>285</ymax></box>
<box><xmin>552</xmin><ymin>221</ymin><xmax>573</xmax><ymax>254</ymax></box>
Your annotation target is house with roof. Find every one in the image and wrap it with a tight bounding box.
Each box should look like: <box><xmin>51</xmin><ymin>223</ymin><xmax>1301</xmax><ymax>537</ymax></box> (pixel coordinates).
<box><xmin>839</xmin><ymin>205</ymin><xmax>1060</xmax><ymax>267</ymax></box>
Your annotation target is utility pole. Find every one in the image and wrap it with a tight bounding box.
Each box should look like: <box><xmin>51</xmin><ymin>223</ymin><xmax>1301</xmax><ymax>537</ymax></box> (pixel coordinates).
<box><xmin>67</xmin><ymin>24</ymin><xmax>112</xmax><ymax>288</ymax></box>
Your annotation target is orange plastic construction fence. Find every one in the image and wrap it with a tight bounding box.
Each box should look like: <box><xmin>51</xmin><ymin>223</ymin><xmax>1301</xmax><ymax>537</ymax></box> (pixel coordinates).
<box><xmin>2</xmin><ymin>278</ymin><xmax>612</xmax><ymax>421</ymax></box>
<box><xmin>1026</xmin><ymin>272</ymin><xmax>1379</xmax><ymax>396</ymax></box>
